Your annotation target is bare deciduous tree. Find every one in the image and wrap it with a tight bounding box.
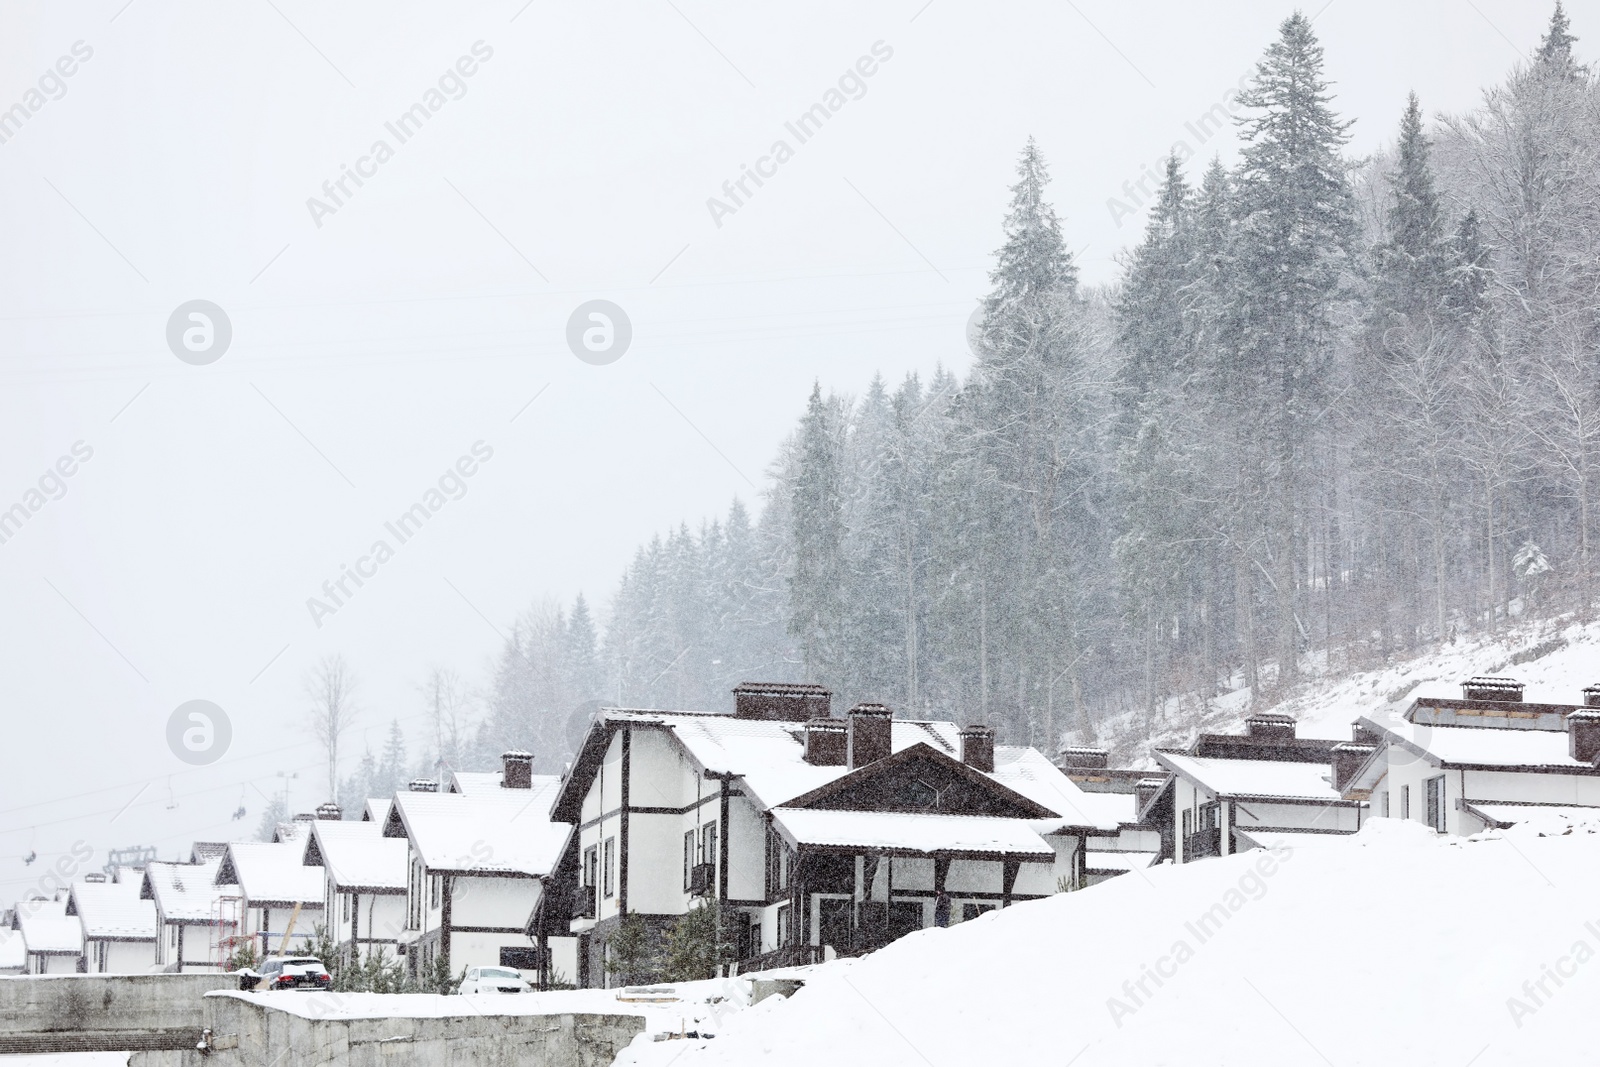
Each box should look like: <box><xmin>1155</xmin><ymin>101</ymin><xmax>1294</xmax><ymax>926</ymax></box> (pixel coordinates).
<box><xmin>304</xmin><ymin>654</ymin><xmax>359</xmax><ymax>804</ymax></box>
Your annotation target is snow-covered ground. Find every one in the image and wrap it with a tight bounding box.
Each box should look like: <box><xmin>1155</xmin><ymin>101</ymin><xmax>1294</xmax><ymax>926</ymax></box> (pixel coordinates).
<box><xmin>1102</xmin><ymin>614</ymin><xmax>1600</xmax><ymax>761</ymax></box>
<box><xmin>620</xmin><ymin>816</ymin><xmax>1600</xmax><ymax>1066</ymax></box>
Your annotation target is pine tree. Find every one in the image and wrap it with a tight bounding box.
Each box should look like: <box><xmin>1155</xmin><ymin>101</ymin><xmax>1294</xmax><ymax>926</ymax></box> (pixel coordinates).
<box><xmin>1537</xmin><ymin>2</ymin><xmax>1584</xmax><ymax>76</ymax></box>
<box><xmin>1228</xmin><ymin>11</ymin><xmax>1356</xmax><ymax>684</ymax></box>
<box><xmin>788</xmin><ymin>383</ymin><xmax>846</xmax><ymax>683</ymax></box>
<box><xmin>1378</xmin><ymin>93</ymin><xmax>1449</xmax><ymax>318</ymax></box>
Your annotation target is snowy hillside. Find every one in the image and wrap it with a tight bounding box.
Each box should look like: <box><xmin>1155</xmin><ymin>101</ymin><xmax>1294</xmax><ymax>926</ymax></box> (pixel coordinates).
<box><xmin>1098</xmin><ymin>614</ymin><xmax>1600</xmax><ymax>764</ymax></box>
<box><xmin>621</xmin><ymin>817</ymin><xmax>1600</xmax><ymax>1066</ymax></box>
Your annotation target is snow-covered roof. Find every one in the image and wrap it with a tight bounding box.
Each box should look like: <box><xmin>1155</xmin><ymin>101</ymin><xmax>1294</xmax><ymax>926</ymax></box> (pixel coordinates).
<box><xmin>142</xmin><ymin>859</ymin><xmax>237</xmax><ymax>923</ymax></box>
<box><xmin>1155</xmin><ymin>751</ymin><xmax>1345</xmax><ymax>802</ymax></box>
<box><xmin>1084</xmin><ymin>850</ymin><xmax>1158</xmax><ymax>873</ymax></box>
<box><xmin>770</xmin><ymin>809</ymin><xmax>1055</xmax><ymax>858</ymax></box>
<box><xmin>68</xmin><ymin>878</ymin><xmax>158</xmax><ymax>940</ymax></box>
<box><xmin>307</xmin><ymin>819</ymin><xmax>408</xmax><ymax>892</ymax></box>
<box><xmin>217</xmin><ymin>842</ymin><xmax>325</xmax><ymax>907</ymax></box>
<box><xmin>449</xmin><ymin>771</ymin><xmax>502</xmax><ymax>795</ymax></box>
<box><xmin>1461</xmin><ymin>800</ymin><xmax>1600</xmax><ymax>830</ymax></box>
<box><xmin>15</xmin><ymin>896</ymin><xmax>83</xmax><ymax>955</ymax></box>
<box><xmin>596</xmin><ymin>710</ymin><xmax>1094</xmax><ymax>818</ymax></box>
<box><xmin>1232</xmin><ymin>828</ymin><xmax>1349</xmax><ymax>852</ymax></box>
<box><xmin>389</xmin><ymin>778</ymin><xmax>571</xmax><ymax>878</ymax></box>
<box><xmin>363</xmin><ymin>797</ymin><xmax>392</xmax><ymax>824</ymax></box>
<box><xmin>1365</xmin><ymin>715</ymin><xmax>1600</xmax><ymax>770</ymax></box>
<box><xmin>992</xmin><ymin>746</ymin><xmax>1137</xmax><ymax>832</ymax></box>
<box><xmin>0</xmin><ymin>926</ymin><xmax>24</xmax><ymax>971</ymax></box>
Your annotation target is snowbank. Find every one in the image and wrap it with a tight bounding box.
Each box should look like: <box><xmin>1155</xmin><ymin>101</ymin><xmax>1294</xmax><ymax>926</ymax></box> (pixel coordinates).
<box><xmin>620</xmin><ymin>820</ymin><xmax>1600</xmax><ymax>1066</ymax></box>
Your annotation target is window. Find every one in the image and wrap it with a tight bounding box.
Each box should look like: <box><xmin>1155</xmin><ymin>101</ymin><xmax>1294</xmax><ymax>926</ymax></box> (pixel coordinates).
<box><xmin>962</xmin><ymin>903</ymin><xmax>995</xmax><ymax>922</ymax></box>
<box><xmin>342</xmin><ymin>893</ymin><xmax>350</xmax><ymax>922</ymax></box>
<box><xmin>701</xmin><ymin>822</ymin><xmax>718</xmax><ymax>873</ymax></box>
<box><xmin>1382</xmin><ymin>791</ymin><xmax>1390</xmax><ymax>818</ymax></box>
<box><xmin>603</xmin><ymin>837</ymin><xmax>615</xmax><ymax>898</ymax></box>
<box><xmin>765</xmin><ymin>828</ymin><xmax>792</xmax><ymax>897</ymax></box>
<box><xmin>429</xmin><ymin>874</ymin><xmax>440</xmax><ymax>910</ymax></box>
<box><xmin>776</xmin><ymin>904</ymin><xmax>791</xmax><ymax>947</ymax></box>
<box><xmin>1426</xmin><ymin>775</ymin><xmax>1447</xmax><ymax>833</ymax></box>
<box><xmin>684</xmin><ymin>830</ymin><xmax>696</xmax><ymax>891</ymax></box>
<box><xmin>1402</xmin><ymin>785</ymin><xmax>1411</xmax><ymax>821</ymax></box>
<box><xmin>1181</xmin><ymin>809</ymin><xmax>1193</xmax><ymax>839</ymax></box>
<box><xmin>583</xmin><ymin>845</ymin><xmax>598</xmax><ymax>889</ymax></box>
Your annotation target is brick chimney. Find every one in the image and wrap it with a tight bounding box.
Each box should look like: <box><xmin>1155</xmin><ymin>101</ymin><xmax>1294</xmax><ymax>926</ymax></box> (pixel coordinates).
<box><xmin>315</xmin><ymin>802</ymin><xmax>342</xmax><ymax>821</ymax></box>
<box><xmin>1058</xmin><ymin>746</ymin><xmax>1109</xmax><ymax>770</ymax></box>
<box><xmin>1330</xmin><ymin>742</ymin><xmax>1376</xmax><ymax>793</ymax></box>
<box><xmin>847</xmin><ymin>703</ymin><xmax>893</xmax><ymax>769</ymax></box>
<box><xmin>733</xmin><ymin>682</ymin><xmax>831</xmax><ymax>722</ymax></box>
<box><xmin>408</xmin><ymin>778</ymin><xmax>438</xmax><ymax>793</ymax></box>
<box><xmin>502</xmin><ymin>750</ymin><xmax>534</xmax><ymax>789</ymax></box>
<box><xmin>1244</xmin><ymin>713</ymin><xmax>1296</xmax><ymax>739</ymax></box>
<box><xmin>1583</xmin><ymin>684</ymin><xmax>1600</xmax><ymax>709</ymax></box>
<box><xmin>1569</xmin><ymin>710</ymin><xmax>1600</xmax><ymax>763</ymax></box>
<box><xmin>803</xmin><ymin>718</ymin><xmax>847</xmax><ymax>766</ymax></box>
<box><xmin>1463</xmin><ymin>676</ymin><xmax>1523</xmax><ymax>702</ymax></box>
<box><xmin>960</xmin><ymin>724</ymin><xmax>995</xmax><ymax>773</ymax></box>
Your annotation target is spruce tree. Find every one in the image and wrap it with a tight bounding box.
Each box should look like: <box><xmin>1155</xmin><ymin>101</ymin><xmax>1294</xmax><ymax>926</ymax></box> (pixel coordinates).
<box><xmin>788</xmin><ymin>384</ymin><xmax>846</xmax><ymax>683</ymax></box>
<box><xmin>1379</xmin><ymin>93</ymin><xmax>1449</xmax><ymax>317</ymax></box>
<box><xmin>1537</xmin><ymin>2</ymin><xmax>1584</xmax><ymax>76</ymax></box>
<box><xmin>1229</xmin><ymin>11</ymin><xmax>1356</xmax><ymax>683</ymax></box>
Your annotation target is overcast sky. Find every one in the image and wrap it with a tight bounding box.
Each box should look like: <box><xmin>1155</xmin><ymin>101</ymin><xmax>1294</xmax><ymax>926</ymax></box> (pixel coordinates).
<box><xmin>0</xmin><ymin>0</ymin><xmax>1582</xmax><ymax>897</ymax></box>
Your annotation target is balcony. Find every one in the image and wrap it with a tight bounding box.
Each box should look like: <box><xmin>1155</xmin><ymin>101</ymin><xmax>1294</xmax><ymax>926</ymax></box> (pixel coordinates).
<box><xmin>1184</xmin><ymin>826</ymin><xmax>1222</xmax><ymax>860</ymax></box>
<box><xmin>571</xmin><ymin>885</ymin><xmax>596</xmax><ymax>923</ymax></box>
<box><xmin>737</xmin><ymin>944</ymin><xmax>825</xmax><ymax>973</ymax></box>
<box><xmin>689</xmin><ymin>863</ymin><xmax>715</xmax><ymax>897</ymax></box>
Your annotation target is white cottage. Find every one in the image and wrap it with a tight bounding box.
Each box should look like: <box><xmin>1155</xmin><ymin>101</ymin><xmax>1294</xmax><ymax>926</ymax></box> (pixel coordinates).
<box><xmin>12</xmin><ymin>896</ymin><xmax>83</xmax><ymax>974</ymax></box>
<box><xmin>548</xmin><ymin>683</ymin><xmax>1153</xmax><ymax>987</ymax></box>
<box><xmin>383</xmin><ymin>754</ymin><xmax>573</xmax><ymax>985</ymax></box>
<box><xmin>140</xmin><ymin>857</ymin><xmax>238</xmax><ymax>972</ymax></box>
<box><xmin>1340</xmin><ymin>677</ymin><xmax>1600</xmax><ymax>833</ymax></box>
<box><xmin>68</xmin><ymin>873</ymin><xmax>158</xmax><ymax>973</ymax></box>
<box><xmin>214</xmin><ymin>837</ymin><xmax>326</xmax><ymax>958</ymax></box>
<box><xmin>1142</xmin><ymin>713</ymin><xmax>1366</xmax><ymax>863</ymax></box>
<box><xmin>302</xmin><ymin>817</ymin><xmax>409</xmax><ymax>964</ymax></box>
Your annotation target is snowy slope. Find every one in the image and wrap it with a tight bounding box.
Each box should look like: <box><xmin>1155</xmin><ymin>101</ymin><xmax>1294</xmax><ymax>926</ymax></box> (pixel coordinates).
<box><xmin>621</xmin><ymin>818</ymin><xmax>1600</xmax><ymax>1066</ymax></box>
<box><xmin>1101</xmin><ymin>615</ymin><xmax>1600</xmax><ymax>761</ymax></box>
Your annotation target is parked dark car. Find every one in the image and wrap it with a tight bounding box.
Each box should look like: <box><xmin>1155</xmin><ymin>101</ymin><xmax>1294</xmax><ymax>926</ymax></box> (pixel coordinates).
<box><xmin>258</xmin><ymin>956</ymin><xmax>332</xmax><ymax>990</ymax></box>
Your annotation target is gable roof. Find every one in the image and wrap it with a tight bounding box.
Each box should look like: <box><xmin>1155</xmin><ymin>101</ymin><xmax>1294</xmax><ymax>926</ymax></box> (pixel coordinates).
<box><xmin>363</xmin><ymin>798</ymin><xmax>392</xmax><ymax>824</ymax></box>
<box><xmin>15</xmin><ymin>896</ymin><xmax>83</xmax><ymax>955</ymax></box>
<box><xmin>1154</xmin><ymin>750</ymin><xmax>1350</xmax><ymax>803</ymax></box>
<box><xmin>142</xmin><ymin>859</ymin><xmax>237</xmax><ymax>923</ymax></box>
<box><xmin>781</xmin><ymin>742</ymin><xmax>1058</xmax><ymax>819</ymax></box>
<box><xmin>386</xmin><ymin>777</ymin><xmax>571</xmax><ymax>878</ymax></box>
<box><xmin>304</xmin><ymin>819</ymin><xmax>408</xmax><ymax>892</ymax></box>
<box><xmin>554</xmin><ymin>707</ymin><xmax>1103</xmax><ymax>826</ymax></box>
<box><xmin>67</xmin><ymin>879</ymin><xmax>158</xmax><ymax>940</ymax></box>
<box><xmin>0</xmin><ymin>926</ymin><xmax>23</xmax><ymax>972</ymax></box>
<box><xmin>449</xmin><ymin>771</ymin><xmax>503</xmax><ymax>795</ymax></box>
<box><xmin>216</xmin><ymin>842</ymin><xmax>325</xmax><ymax>907</ymax></box>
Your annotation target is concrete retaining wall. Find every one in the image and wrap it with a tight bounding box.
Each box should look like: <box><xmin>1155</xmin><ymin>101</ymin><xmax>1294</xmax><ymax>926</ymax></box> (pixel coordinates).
<box><xmin>0</xmin><ymin>973</ymin><xmax>234</xmax><ymax>1053</ymax></box>
<box><xmin>130</xmin><ymin>993</ymin><xmax>646</xmax><ymax>1067</ymax></box>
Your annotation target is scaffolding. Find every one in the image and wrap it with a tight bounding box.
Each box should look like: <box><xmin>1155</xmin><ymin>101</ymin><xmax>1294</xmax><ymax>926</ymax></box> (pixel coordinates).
<box><xmin>211</xmin><ymin>893</ymin><xmax>247</xmax><ymax>968</ymax></box>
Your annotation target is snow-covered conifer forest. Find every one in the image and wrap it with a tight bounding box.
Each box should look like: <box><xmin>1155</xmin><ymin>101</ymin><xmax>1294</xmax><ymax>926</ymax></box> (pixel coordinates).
<box><xmin>433</xmin><ymin>8</ymin><xmax>1600</xmax><ymax>782</ymax></box>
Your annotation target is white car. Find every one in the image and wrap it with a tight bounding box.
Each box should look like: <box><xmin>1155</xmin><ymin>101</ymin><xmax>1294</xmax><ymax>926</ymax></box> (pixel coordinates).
<box><xmin>458</xmin><ymin>965</ymin><xmax>531</xmax><ymax>994</ymax></box>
